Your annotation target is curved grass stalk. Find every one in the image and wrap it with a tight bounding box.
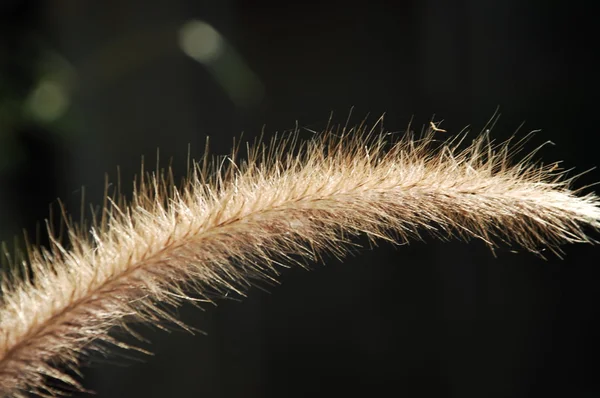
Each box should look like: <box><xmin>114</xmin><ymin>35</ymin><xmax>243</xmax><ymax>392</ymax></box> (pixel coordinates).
<box><xmin>0</xmin><ymin>119</ymin><xmax>598</xmax><ymax>397</ymax></box>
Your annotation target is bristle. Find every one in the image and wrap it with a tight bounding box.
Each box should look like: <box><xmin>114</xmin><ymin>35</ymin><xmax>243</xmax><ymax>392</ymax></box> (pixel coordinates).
<box><xmin>0</xmin><ymin>121</ymin><xmax>598</xmax><ymax>397</ymax></box>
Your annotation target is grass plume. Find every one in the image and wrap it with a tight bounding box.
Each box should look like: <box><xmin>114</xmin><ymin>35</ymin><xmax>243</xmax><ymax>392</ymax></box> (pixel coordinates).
<box><xmin>0</xmin><ymin>117</ymin><xmax>599</xmax><ymax>397</ymax></box>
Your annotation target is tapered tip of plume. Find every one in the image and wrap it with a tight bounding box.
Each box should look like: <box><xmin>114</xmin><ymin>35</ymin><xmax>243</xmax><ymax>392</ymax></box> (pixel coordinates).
<box><xmin>0</xmin><ymin>116</ymin><xmax>599</xmax><ymax>397</ymax></box>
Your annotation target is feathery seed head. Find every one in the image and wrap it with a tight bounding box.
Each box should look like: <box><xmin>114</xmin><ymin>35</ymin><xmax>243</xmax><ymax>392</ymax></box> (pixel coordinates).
<box><xmin>0</xmin><ymin>119</ymin><xmax>598</xmax><ymax>397</ymax></box>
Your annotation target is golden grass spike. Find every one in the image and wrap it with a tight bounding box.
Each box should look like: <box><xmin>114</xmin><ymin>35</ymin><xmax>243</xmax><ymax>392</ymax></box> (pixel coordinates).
<box><xmin>0</xmin><ymin>119</ymin><xmax>599</xmax><ymax>397</ymax></box>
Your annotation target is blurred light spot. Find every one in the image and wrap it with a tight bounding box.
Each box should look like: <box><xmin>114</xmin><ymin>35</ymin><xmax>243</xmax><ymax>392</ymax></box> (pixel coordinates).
<box><xmin>26</xmin><ymin>80</ymin><xmax>70</xmax><ymax>122</ymax></box>
<box><xmin>178</xmin><ymin>20</ymin><xmax>223</xmax><ymax>63</ymax></box>
<box><xmin>178</xmin><ymin>20</ymin><xmax>264</xmax><ymax>108</ymax></box>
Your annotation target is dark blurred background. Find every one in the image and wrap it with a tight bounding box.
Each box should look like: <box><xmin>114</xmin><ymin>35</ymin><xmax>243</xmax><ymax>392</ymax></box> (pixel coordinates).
<box><xmin>1</xmin><ymin>1</ymin><xmax>598</xmax><ymax>397</ymax></box>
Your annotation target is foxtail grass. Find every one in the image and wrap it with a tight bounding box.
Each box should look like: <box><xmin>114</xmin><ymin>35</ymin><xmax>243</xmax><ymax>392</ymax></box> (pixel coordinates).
<box><xmin>0</xmin><ymin>118</ymin><xmax>598</xmax><ymax>397</ymax></box>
